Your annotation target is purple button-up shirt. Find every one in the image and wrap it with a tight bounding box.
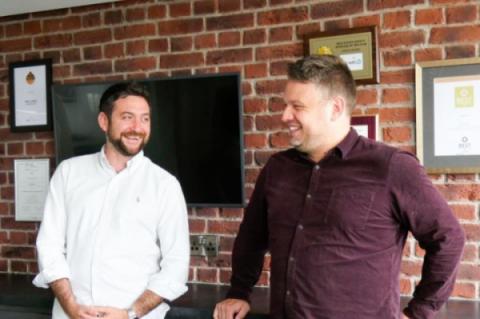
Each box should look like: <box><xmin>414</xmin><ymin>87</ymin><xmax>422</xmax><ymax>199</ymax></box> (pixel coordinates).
<box><xmin>227</xmin><ymin>129</ymin><xmax>464</xmax><ymax>319</ymax></box>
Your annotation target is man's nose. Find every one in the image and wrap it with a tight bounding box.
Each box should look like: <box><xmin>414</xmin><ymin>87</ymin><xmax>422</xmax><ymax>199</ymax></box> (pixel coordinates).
<box><xmin>282</xmin><ymin>105</ymin><xmax>293</xmax><ymax>122</ymax></box>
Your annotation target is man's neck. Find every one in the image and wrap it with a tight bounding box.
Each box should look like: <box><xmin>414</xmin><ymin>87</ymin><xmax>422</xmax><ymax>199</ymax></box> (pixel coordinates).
<box><xmin>103</xmin><ymin>144</ymin><xmax>132</xmax><ymax>173</ymax></box>
<box><xmin>308</xmin><ymin>125</ymin><xmax>350</xmax><ymax>162</ymax></box>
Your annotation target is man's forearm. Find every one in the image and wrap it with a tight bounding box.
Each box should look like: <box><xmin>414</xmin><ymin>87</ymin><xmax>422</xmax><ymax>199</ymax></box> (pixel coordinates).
<box><xmin>49</xmin><ymin>278</ymin><xmax>78</xmax><ymax>316</ymax></box>
<box><xmin>131</xmin><ymin>289</ymin><xmax>164</xmax><ymax>317</ymax></box>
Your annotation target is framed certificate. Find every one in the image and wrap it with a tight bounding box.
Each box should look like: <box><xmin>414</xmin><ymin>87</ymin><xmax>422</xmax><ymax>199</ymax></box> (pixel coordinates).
<box><xmin>351</xmin><ymin>114</ymin><xmax>379</xmax><ymax>140</ymax></box>
<box><xmin>304</xmin><ymin>26</ymin><xmax>379</xmax><ymax>84</ymax></box>
<box><xmin>416</xmin><ymin>57</ymin><xmax>480</xmax><ymax>173</ymax></box>
<box><xmin>9</xmin><ymin>59</ymin><xmax>53</xmax><ymax>132</ymax></box>
<box><xmin>14</xmin><ymin>159</ymin><xmax>50</xmax><ymax>221</ymax></box>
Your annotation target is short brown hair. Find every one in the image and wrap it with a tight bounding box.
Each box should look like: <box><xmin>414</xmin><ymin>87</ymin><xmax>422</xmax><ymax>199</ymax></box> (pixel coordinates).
<box><xmin>99</xmin><ymin>82</ymin><xmax>150</xmax><ymax>119</ymax></box>
<box><xmin>287</xmin><ymin>55</ymin><xmax>356</xmax><ymax>113</ymax></box>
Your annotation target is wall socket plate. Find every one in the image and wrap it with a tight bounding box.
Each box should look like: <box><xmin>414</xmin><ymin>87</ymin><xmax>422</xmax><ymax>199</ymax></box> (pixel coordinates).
<box><xmin>190</xmin><ymin>235</ymin><xmax>219</xmax><ymax>257</ymax></box>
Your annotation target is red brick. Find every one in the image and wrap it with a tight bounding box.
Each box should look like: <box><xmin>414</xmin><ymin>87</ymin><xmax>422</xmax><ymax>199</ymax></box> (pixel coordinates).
<box><xmin>207</xmin><ymin>14</ymin><xmax>254</xmax><ymax>31</ymax></box>
<box><xmin>380</xmin><ymin>69</ymin><xmax>414</xmax><ymax>84</ymax></box>
<box><xmin>269</xmin><ymin>61</ymin><xmax>289</xmax><ymax>77</ymax></box>
<box><xmin>463</xmin><ymin>224</ymin><xmax>480</xmax><ymax>241</ymax></box>
<box><xmin>0</xmin><ymin>260</ymin><xmax>6</xmax><ymax>272</ymax></box>
<box><xmin>83</xmin><ymin>13</ymin><xmax>101</xmax><ymax>28</ymax></box>
<box><xmin>270</xmin><ymin>131</ymin><xmax>290</xmax><ymax>148</ymax></box>
<box><xmin>9</xmin><ymin>231</ymin><xmax>27</xmax><ymax>245</ymax></box>
<box><xmin>449</xmin><ymin>204</ymin><xmax>476</xmax><ymax>220</ymax></box>
<box><xmin>312</xmin><ymin>0</ymin><xmax>363</xmax><ymax>19</ymax></box>
<box><xmin>399</xmin><ymin>278</ymin><xmax>412</xmax><ymax>294</ymax></box>
<box><xmin>256</xmin><ymin>43</ymin><xmax>302</xmax><ymax>61</ymax></box>
<box><xmin>414</xmin><ymin>48</ymin><xmax>442</xmax><ymax>63</ymax></box>
<box><xmin>24</xmin><ymin>21</ymin><xmax>41</xmax><ymax>35</ymax></box>
<box><xmin>258</xmin><ymin>7</ymin><xmax>308</xmax><ymax>25</ymax></box>
<box><xmin>356</xmin><ymin>89</ymin><xmax>378</xmax><ymax>105</ymax></box>
<box><xmin>194</xmin><ymin>0</ymin><xmax>216</xmax><ymax>14</ymax></box>
<box><xmin>7</xmin><ymin>143</ymin><xmax>24</xmax><ymax>155</ymax></box>
<box><xmin>462</xmin><ymin>244</ymin><xmax>478</xmax><ymax>262</ymax></box>
<box><xmin>383</xmin><ymin>50</ymin><xmax>412</xmax><ymax>67</ymax></box>
<box><xmin>295</xmin><ymin>23</ymin><xmax>321</xmax><ymax>38</ymax></box>
<box><xmin>196</xmin><ymin>208</ymin><xmax>218</xmax><ymax>218</ymax></box>
<box><xmin>451</xmin><ymin>282</ymin><xmax>476</xmax><ymax>298</ymax></box>
<box><xmin>383</xmin><ymin>11</ymin><xmax>411</xmax><ymax>29</ymax></box>
<box><xmin>446</xmin><ymin>45</ymin><xmax>476</xmax><ymax>59</ymax></box>
<box><xmin>126</xmin><ymin>40</ymin><xmax>146</xmax><ymax>56</ymax></box>
<box><xmin>243</xmin><ymin>29</ymin><xmax>266</xmax><ymax>45</ymax></box>
<box><xmin>446</xmin><ymin>174</ymin><xmax>476</xmax><ymax>182</ymax></box>
<box><xmin>324</xmin><ymin>19</ymin><xmax>350</xmax><ymax>31</ymax></box>
<box><xmin>5</xmin><ymin>23</ymin><xmax>22</xmax><ymax>37</ymax></box>
<box><xmin>245</xmin><ymin>63</ymin><xmax>268</xmax><ymax>79</ymax></box>
<box><xmin>382</xmin><ymin>126</ymin><xmax>412</xmax><ymax>143</ymax></box>
<box><xmin>26</xmin><ymin>142</ymin><xmax>44</xmax><ymax>155</ymax></box>
<box><xmin>11</xmin><ymin>260</ymin><xmax>28</xmax><ymax>273</ymax></box>
<box><xmin>207</xmin><ymin>220</ymin><xmax>240</xmax><ymax>234</ymax></box>
<box><xmin>244</xmin><ymin>0</ymin><xmax>266</xmax><ymax>8</ymax></box>
<box><xmin>63</xmin><ymin>48</ymin><xmax>81</xmax><ymax>63</ymax></box>
<box><xmin>457</xmin><ymin>264</ymin><xmax>480</xmax><ymax>281</ymax></box>
<box><xmin>1</xmin><ymin>245</ymin><xmax>35</xmax><ymax>259</ymax></box>
<box><xmin>197</xmin><ymin>268</ymin><xmax>218</xmax><ymax>283</ymax></box>
<box><xmin>74</xmin><ymin>29</ymin><xmax>111</xmax><ymax>45</ymax></box>
<box><xmin>220</xmin><ymin>208</ymin><xmax>244</xmax><ymax>219</ymax></box>
<box><xmin>104</xmin><ymin>10</ymin><xmax>123</xmax><ymax>24</ymax></box>
<box><xmin>255</xmin><ymin>79</ymin><xmax>287</xmax><ymax>95</ymax></box>
<box><xmin>159</xmin><ymin>19</ymin><xmax>203</xmax><ymax>35</ymax></box>
<box><xmin>169</xmin><ymin>2</ymin><xmax>191</xmax><ymax>17</ymax></box>
<box><xmin>126</xmin><ymin>8</ymin><xmax>145</xmax><ymax>21</ymax></box>
<box><xmin>148</xmin><ymin>5</ymin><xmax>166</xmax><ymax>19</ymax></box>
<box><xmin>73</xmin><ymin>61</ymin><xmax>112</xmax><ymax>76</ymax></box>
<box><xmin>160</xmin><ymin>53</ymin><xmax>204</xmax><ymax>68</ymax></box>
<box><xmin>45</xmin><ymin>141</ymin><xmax>55</xmax><ymax>156</ymax></box>
<box><xmin>189</xmin><ymin>219</ymin><xmax>206</xmax><ymax>233</ymax></box>
<box><xmin>430</xmin><ymin>26</ymin><xmax>480</xmax><ymax>44</ymax></box>
<box><xmin>44</xmin><ymin>51</ymin><xmax>61</xmax><ymax>64</ymax></box>
<box><xmin>254</xmin><ymin>150</ymin><xmax>275</xmax><ymax>166</ymax></box>
<box><xmin>194</xmin><ymin>34</ymin><xmax>216</xmax><ymax>49</ymax></box>
<box><xmin>353</xmin><ymin>15</ymin><xmax>380</xmax><ymax>28</ymax></box>
<box><xmin>256</xmin><ymin>114</ymin><xmax>283</xmax><ymax>131</ymax></box>
<box><xmin>379</xmin><ymin>107</ymin><xmax>414</xmax><ymax>123</ymax></box>
<box><xmin>0</xmin><ymin>39</ymin><xmax>31</xmax><ymax>52</ymax></box>
<box><xmin>269</xmin><ymin>26</ymin><xmax>293</xmax><ymax>43</ymax></box>
<box><xmin>400</xmin><ymin>260</ymin><xmax>422</xmax><ymax>277</ymax></box>
<box><xmin>380</xmin><ymin>30</ymin><xmax>425</xmax><ymax>48</ymax></box>
<box><xmin>219</xmin><ymin>0</ymin><xmax>240</xmax><ymax>12</ymax></box>
<box><xmin>415</xmin><ymin>8</ymin><xmax>443</xmax><ymax>25</ymax></box>
<box><xmin>245</xmin><ymin>133</ymin><xmax>268</xmax><ymax>148</ymax></box>
<box><xmin>170</xmin><ymin>36</ymin><xmax>193</xmax><ymax>52</ymax></box>
<box><xmin>148</xmin><ymin>39</ymin><xmax>167</xmax><ymax>53</ymax></box>
<box><xmin>382</xmin><ymin>88</ymin><xmax>411</xmax><ymax>104</ymax></box>
<box><xmin>207</xmin><ymin>48</ymin><xmax>252</xmax><ymax>65</ymax></box>
<box><xmin>368</xmin><ymin>0</ymin><xmax>423</xmax><ymax>10</ymax></box>
<box><xmin>244</xmin><ymin>116</ymin><xmax>254</xmax><ymax>132</ymax></box>
<box><xmin>436</xmin><ymin>185</ymin><xmax>480</xmax><ymax>202</ymax></box>
<box><xmin>115</xmin><ymin>57</ymin><xmax>156</xmax><ymax>72</ymax></box>
<box><xmin>114</xmin><ymin>23</ymin><xmax>155</xmax><ymax>40</ymax></box>
<box><xmin>43</xmin><ymin>16</ymin><xmax>81</xmax><ymax>32</ymax></box>
<box><xmin>72</xmin><ymin>2</ymin><xmax>112</xmax><ymax>13</ymax></box>
<box><xmin>447</xmin><ymin>5</ymin><xmax>477</xmax><ymax>24</ymax></box>
<box><xmin>83</xmin><ymin>46</ymin><xmax>102</xmax><ymax>60</ymax></box>
<box><xmin>218</xmin><ymin>31</ymin><xmax>241</xmax><ymax>47</ymax></box>
<box><xmin>219</xmin><ymin>65</ymin><xmax>242</xmax><ymax>73</ymax></box>
<box><xmin>244</xmin><ymin>98</ymin><xmax>268</xmax><ymax>113</ymax></box>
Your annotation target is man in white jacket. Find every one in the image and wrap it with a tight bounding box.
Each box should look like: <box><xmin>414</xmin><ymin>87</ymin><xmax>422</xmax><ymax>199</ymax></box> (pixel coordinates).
<box><xmin>34</xmin><ymin>82</ymin><xmax>190</xmax><ymax>319</ymax></box>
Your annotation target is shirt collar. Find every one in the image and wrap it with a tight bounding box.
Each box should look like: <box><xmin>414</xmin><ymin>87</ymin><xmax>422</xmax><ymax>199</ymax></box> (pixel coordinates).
<box><xmin>335</xmin><ymin>128</ymin><xmax>359</xmax><ymax>159</ymax></box>
<box><xmin>98</xmin><ymin>145</ymin><xmax>144</xmax><ymax>173</ymax></box>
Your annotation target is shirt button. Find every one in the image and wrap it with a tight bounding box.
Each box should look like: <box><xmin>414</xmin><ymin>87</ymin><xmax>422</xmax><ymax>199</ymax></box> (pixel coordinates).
<box><xmin>297</xmin><ymin>224</ymin><xmax>304</xmax><ymax>230</ymax></box>
<box><xmin>306</xmin><ymin>193</ymin><xmax>312</xmax><ymax>199</ymax></box>
<box><xmin>286</xmin><ymin>290</ymin><xmax>291</xmax><ymax>296</ymax></box>
<box><xmin>289</xmin><ymin>256</ymin><xmax>295</xmax><ymax>262</ymax></box>
<box><xmin>314</xmin><ymin>165</ymin><xmax>320</xmax><ymax>170</ymax></box>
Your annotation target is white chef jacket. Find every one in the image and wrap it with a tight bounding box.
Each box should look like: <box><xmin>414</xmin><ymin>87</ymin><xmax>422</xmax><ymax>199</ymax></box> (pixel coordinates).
<box><xmin>33</xmin><ymin>149</ymin><xmax>190</xmax><ymax>319</ymax></box>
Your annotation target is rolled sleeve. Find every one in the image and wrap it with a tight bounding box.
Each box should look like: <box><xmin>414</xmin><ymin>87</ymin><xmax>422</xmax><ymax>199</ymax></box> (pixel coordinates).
<box><xmin>148</xmin><ymin>179</ymin><xmax>189</xmax><ymax>301</ymax></box>
<box><xmin>33</xmin><ymin>162</ymin><xmax>71</xmax><ymax>289</ymax></box>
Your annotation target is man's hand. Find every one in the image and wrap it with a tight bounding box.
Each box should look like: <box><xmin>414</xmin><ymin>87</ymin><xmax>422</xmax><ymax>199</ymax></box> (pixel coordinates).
<box><xmin>213</xmin><ymin>298</ymin><xmax>250</xmax><ymax>319</ymax></box>
<box><xmin>65</xmin><ymin>304</ymin><xmax>99</xmax><ymax>319</ymax></box>
<box><xmin>91</xmin><ymin>306</ymin><xmax>128</xmax><ymax>319</ymax></box>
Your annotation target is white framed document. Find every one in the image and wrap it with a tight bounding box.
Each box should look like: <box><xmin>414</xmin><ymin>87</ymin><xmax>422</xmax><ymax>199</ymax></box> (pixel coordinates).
<box><xmin>14</xmin><ymin>159</ymin><xmax>50</xmax><ymax>221</ymax></box>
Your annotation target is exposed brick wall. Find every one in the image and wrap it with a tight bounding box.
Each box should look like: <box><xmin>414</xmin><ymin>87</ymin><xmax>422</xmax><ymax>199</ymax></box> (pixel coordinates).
<box><xmin>0</xmin><ymin>0</ymin><xmax>479</xmax><ymax>300</ymax></box>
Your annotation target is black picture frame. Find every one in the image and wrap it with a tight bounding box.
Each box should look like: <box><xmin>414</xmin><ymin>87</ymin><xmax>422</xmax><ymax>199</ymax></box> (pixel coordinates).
<box><xmin>9</xmin><ymin>58</ymin><xmax>53</xmax><ymax>132</ymax></box>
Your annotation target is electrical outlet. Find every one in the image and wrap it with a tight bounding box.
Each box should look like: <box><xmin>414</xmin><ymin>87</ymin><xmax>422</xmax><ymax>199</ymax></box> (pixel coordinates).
<box><xmin>190</xmin><ymin>235</ymin><xmax>219</xmax><ymax>257</ymax></box>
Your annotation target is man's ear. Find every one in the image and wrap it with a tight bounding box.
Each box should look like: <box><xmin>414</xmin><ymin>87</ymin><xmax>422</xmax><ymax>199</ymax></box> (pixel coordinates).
<box><xmin>330</xmin><ymin>95</ymin><xmax>348</xmax><ymax>121</ymax></box>
<box><xmin>98</xmin><ymin>112</ymin><xmax>109</xmax><ymax>133</ymax></box>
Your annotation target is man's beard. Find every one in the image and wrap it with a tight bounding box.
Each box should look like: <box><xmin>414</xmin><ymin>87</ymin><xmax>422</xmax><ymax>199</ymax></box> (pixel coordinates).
<box><xmin>108</xmin><ymin>130</ymin><xmax>148</xmax><ymax>157</ymax></box>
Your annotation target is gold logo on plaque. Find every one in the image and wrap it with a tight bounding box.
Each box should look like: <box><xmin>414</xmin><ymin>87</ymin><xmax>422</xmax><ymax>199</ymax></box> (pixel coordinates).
<box><xmin>317</xmin><ymin>46</ymin><xmax>333</xmax><ymax>55</ymax></box>
<box><xmin>26</xmin><ymin>72</ymin><xmax>35</xmax><ymax>85</ymax></box>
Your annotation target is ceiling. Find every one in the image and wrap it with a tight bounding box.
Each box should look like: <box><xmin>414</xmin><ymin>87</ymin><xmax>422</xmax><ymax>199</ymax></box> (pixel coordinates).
<box><xmin>0</xmin><ymin>0</ymin><xmax>120</xmax><ymax>17</ymax></box>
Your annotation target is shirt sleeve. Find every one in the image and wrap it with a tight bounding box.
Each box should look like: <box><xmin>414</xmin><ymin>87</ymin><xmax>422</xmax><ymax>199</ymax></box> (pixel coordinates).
<box><xmin>33</xmin><ymin>162</ymin><xmax>71</xmax><ymax>288</ymax></box>
<box><xmin>389</xmin><ymin>151</ymin><xmax>465</xmax><ymax>319</ymax></box>
<box><xmin>146</xmin><ymin>178</ymin><xmax>190</xmax><ymax>301</ymax></box>
<box><xmin>226</xmin><ymin>165</ymin><xmax>269</xmax><ymax>302</ymax></box>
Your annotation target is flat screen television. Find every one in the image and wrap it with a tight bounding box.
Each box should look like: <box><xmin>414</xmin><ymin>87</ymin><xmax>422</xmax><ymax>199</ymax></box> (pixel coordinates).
<box><xmin>52</xmin><ymin>73</ymin><xmax>245</xmax><ymax>207</ymax></box>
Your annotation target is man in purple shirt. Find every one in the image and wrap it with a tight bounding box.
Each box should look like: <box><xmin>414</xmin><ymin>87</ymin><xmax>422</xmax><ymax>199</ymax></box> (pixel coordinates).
<box><xmin>214</xmin><ymin>55</ymin><xmax>465</xmax><ymax>319</ymax></box>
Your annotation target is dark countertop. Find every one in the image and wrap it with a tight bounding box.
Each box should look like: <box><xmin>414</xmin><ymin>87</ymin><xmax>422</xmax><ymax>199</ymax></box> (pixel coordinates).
<box><xmin>0</xmin><ymin>274</ymin><xmax>479</xmax><ymax>318</ymax></box>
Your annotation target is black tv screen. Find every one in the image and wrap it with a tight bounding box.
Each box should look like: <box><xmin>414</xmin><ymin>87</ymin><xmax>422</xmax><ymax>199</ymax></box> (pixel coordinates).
<box><xmin>52</xmin><ymin>73</ymin><xmax>245</xmax><ymax>207</ymax></box>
